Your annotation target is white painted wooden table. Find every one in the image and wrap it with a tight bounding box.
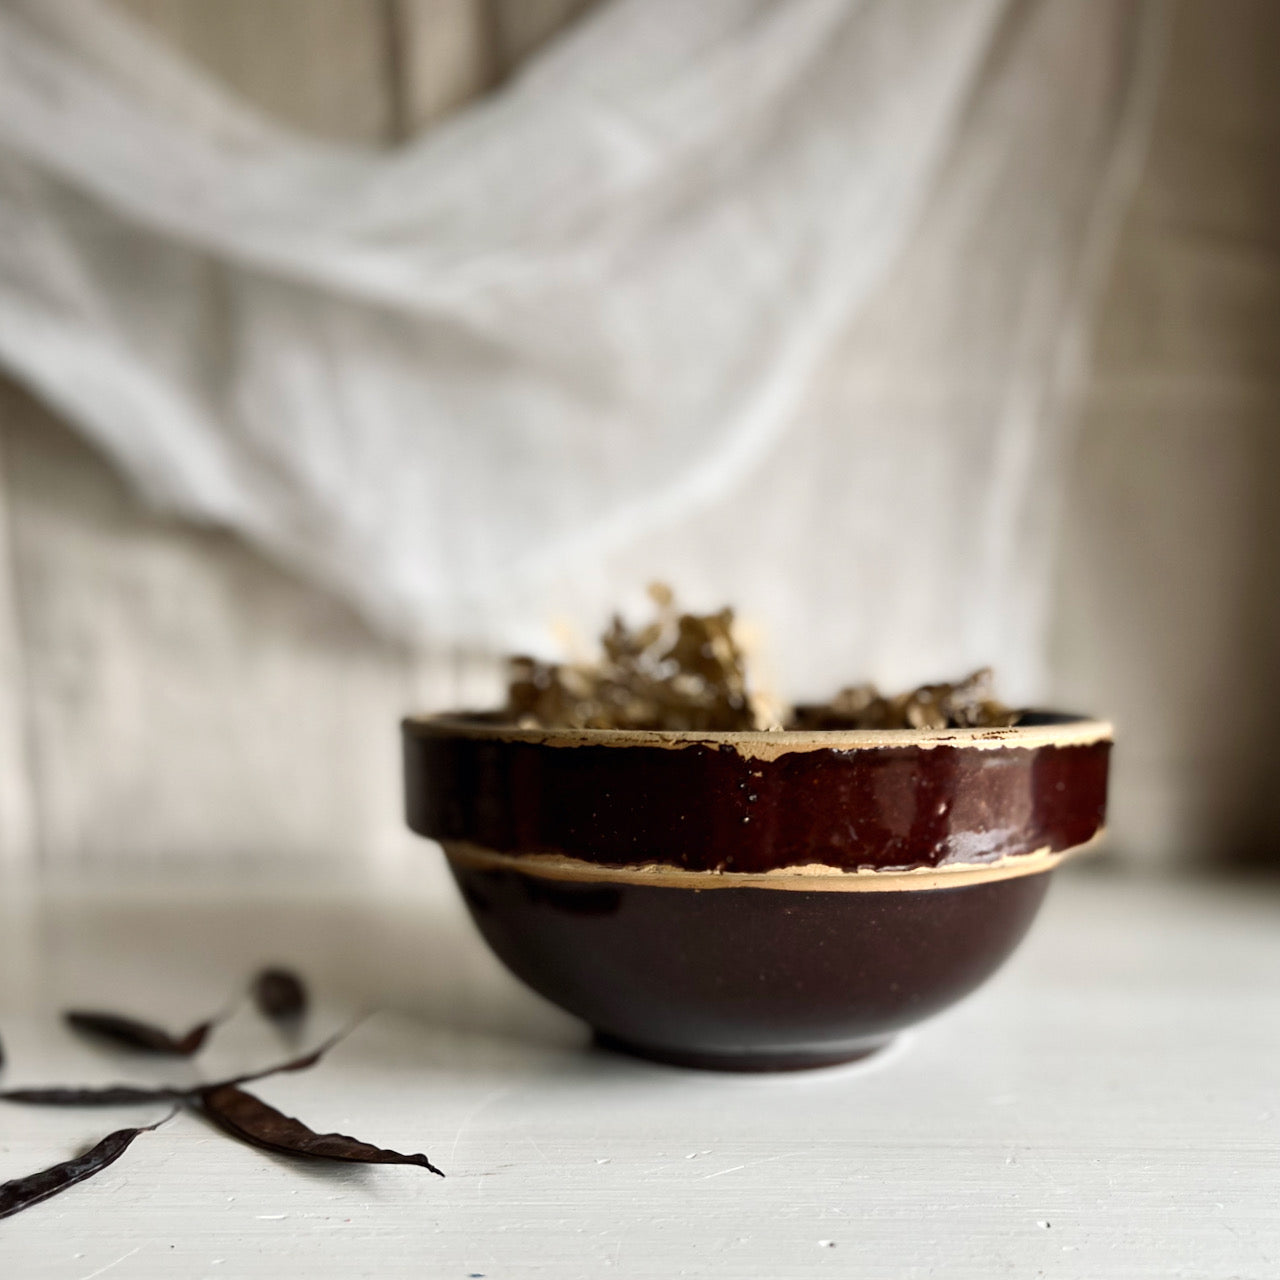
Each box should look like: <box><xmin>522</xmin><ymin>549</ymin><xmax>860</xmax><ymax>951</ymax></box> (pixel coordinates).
<box><xmin>1</xmin><ymin>860</ymin><xmax>1276</xmax><ymax>1279</ymax></box>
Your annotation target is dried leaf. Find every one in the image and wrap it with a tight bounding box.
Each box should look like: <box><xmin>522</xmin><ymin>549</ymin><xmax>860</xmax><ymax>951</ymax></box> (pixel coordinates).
<box><xmin>199</xmin><ymin>1084</ymin><xmax>444</xmax><ymax>1177</ymax></box>
<box><xmin>251</xmin><ymin>968</ymin><xmax>308</xmax><ymax>1024</ymax></box>
<box><xmin>0</xmin><ymin>1112</ymin><xmax>172</xmax><ymax>1220</ymax></box>
<box><xmin>1</xmin><ymin>1030</ymin><xmax>346</xmax><ymax>1109</ymax></box>
<box><xmin>64</xmin><ymin>1010</ymin><xmax>215</xmax><ymax>1057</ymax></box>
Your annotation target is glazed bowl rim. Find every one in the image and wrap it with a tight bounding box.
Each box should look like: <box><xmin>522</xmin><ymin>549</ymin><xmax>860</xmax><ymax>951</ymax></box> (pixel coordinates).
<box><xmin>402</xmin><ymin>710</ymin><xmax>1112</xmax><ymax>757</ymax></box>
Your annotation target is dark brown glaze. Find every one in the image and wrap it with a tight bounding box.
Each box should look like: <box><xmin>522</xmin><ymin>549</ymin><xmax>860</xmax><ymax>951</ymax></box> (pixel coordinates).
<box><xmin>451</xmin><ymin>863</ymin><xmax>1052</xmax><ymax>1070</ymax></box>
<box><xmin>404</xmin><ymin>719</ymin><xmax>1109</xmax><ymax>873</ymax></box>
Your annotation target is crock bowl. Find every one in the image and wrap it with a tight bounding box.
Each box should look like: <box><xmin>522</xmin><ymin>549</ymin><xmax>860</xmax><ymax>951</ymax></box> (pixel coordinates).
<box><xmin>402</xmin><ymin>713</ymin><xmax>1110</xmax><ymax>1071</ymax></box>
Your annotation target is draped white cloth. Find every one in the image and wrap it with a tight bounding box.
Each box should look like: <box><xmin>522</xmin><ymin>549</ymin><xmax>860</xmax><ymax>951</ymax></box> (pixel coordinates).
<box><xmin>0</xmin><ymin>0</ymin><xmax>1162</xmax><ymax>698</ymax></box>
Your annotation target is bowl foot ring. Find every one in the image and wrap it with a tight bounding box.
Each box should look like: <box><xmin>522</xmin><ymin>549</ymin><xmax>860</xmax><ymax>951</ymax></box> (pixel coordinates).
<box><xmin>594</xmin><ymin>1031</ymin><xmax>892</xmax><ymax>1073</ymax></box>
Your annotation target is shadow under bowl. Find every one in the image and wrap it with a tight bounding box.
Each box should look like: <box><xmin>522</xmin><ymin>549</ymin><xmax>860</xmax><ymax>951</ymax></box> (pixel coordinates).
<box><xmin>403</xmin><ymin>713</ymin><xmax>1111</xmax><ymax>1071</ymax></box>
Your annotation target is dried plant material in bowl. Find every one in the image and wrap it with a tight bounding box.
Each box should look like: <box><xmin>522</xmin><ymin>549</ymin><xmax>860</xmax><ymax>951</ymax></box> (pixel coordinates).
<box><xmin>792</xmin><ymin>666</ymin><xmax>1019</xmax><ymax>731</ymax></box>
<box><xmin>506</xmin><ymin>585</ymin><xmax>1018</xmax><ymax>733</ymax></box>
<box><xmin>403</xmin><ymin>589</ymin><xmax>1111</xmax><ymax>1071</ymax></box>
<box><xmin>507</xmin><ymin>584</ymin><xmax>777</xmax><ymax>731</ymax></box>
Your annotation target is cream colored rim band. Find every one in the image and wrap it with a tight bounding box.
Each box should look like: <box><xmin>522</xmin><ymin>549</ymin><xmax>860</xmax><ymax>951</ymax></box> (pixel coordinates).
<box><xmin>409</xmin><ymin>717</ymin><xmax>1113</xmax><ymax>761</ymax></box>
<box><xmin>442</xmin><ymin>835</ymin><xmax>1103</xmax><ymax>893</ymax></box>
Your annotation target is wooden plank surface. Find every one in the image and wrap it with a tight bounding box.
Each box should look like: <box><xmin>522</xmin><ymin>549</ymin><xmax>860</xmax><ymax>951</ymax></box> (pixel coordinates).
<box><xmin>1049</xmin><ymin>0</ymin><xmax>1280</xmax><ymax>869</ymax></box>
<box><xmin>388</xmin><ymin>0</ymin><xmax>602</xmax><ymax>136</ymax></box>
<box><xmin>485</xmin><ymin>0</ymin><xmax>599</xmax><ymax>73</ymax></box>
<box><xmin>0</xmin><ymin>864</ymin><xmax>1275</xmax><ymax>1277</ymax></box>
<box><xmin>116</xmin><ymin>0</ymin><xmax>399</xmax><ymax>142</ymax></box>
<box><xmin>0</xmin><ymin>0</ymin><xmax>512</xmax><ymax>870</ymax></box>
<box><xmin>0</xmin><ymin>410</ymin><xmax>448</xmax><ymax>868</ymax></box>
<box><xmin>389</xmin><ymin>0</ymin><xmax>497</xmax><ymax>134</ymax></box>
<box><xmin>0</xmin><ymin>388</ymin><xmax>35</xmax><ymax>864</ymax></box>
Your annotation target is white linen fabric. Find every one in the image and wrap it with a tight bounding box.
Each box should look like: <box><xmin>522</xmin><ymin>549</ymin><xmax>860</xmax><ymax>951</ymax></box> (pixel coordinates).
<box><xmin>0</xmin><ymin>0</ymin><xmax>1162</xmax><ymax>698</ymax></box>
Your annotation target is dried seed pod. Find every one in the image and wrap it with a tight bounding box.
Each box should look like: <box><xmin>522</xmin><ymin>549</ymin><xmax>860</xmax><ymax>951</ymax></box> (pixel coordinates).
<box><xmin>251</xmin><ymin>968</ymin><xmax>308</xmax><ymax>1025</ymax></box>
<box><xmin>0</xmin><ymin>1112</ymin><xmax>173</xmax><ymax>1220</ymax></box>
<box><xmin>64</xmin><ymin>1010</ymin><xmax>215</xmax><ymax>1057</ymax></box>
<box><xmin>1</xmin><ymin>1029</ymin><xmax>348</xmax><ymax>1109</ymax></box>
<box><xmin>198</xmin><ymin>1085</ymin><xmax>443</xmax><ymax>1177</ymax></box>
<box><xmin>0</xmin><ymin>1085</ymin><xmax>187</xmax><ymax>1107</ymax></box>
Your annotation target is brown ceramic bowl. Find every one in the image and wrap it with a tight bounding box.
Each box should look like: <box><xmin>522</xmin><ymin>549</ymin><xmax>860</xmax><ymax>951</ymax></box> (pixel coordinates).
<box><xmin>402</xmin><ymin>712</ymin><xmax>1110</xmax><ymax>1071</ymax></box>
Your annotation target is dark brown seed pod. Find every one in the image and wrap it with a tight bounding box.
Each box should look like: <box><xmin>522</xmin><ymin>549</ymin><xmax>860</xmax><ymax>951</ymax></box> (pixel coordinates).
<box><xmin>198</xmin><ymin>1084</ymin><xmax>443</xmax><ymax>1177</ymax></box>
<box><xmin>63</xmin><ymin>1010</ymin><xmax>215</xmax><ymax>1057</ymax></box>
<box><xmin>251</xmin><ymin>968</ymin><xmax>308</xmax><ymax>1024</ymax></box>
<box><xmin>1</xmin><ymin>1028</ymin><xmax>348</xmax><ymax>1109</ymax></box>
<box><xmin>0</xmin><ymin>1111</ymin><xmax>173</xmax><ymax>1219</ymax></box>
<box><xmin>0</xmin><ymin>1085</ymin><xmax>186</xmax><ymax>1107</ymax></box>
